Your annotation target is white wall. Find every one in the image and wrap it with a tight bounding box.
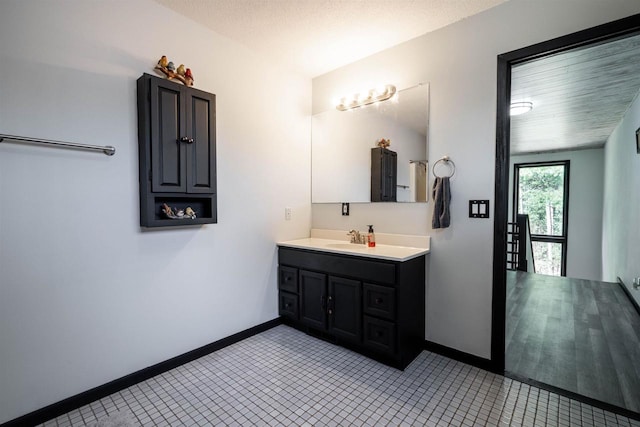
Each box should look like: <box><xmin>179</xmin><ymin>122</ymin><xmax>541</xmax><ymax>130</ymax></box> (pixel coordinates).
<box><xmin>509</xmin><ymin>149</ymin><xmax>604</xmax><ymax>281</ymax></box>
<box><xmin>603</xmin><ymin>90</ymin><xmax>640</xmax><ymax>305</ymax></box>
<box><xmin>0</xmin><ymin>0</ymin><xmax>310</xmax><ymax>422</ymax></box>
<box><xmin>312</xmin><ymin>0</ymin><xmax>640</xmax><ymax>358</ymax></box>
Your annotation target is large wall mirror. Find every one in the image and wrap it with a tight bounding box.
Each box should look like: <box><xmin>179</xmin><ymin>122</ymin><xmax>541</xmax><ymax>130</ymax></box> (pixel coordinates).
<box><xmin>311</xmin><ymin>83</ymin><xmax>429</xmax><ymax>203</ymax></box>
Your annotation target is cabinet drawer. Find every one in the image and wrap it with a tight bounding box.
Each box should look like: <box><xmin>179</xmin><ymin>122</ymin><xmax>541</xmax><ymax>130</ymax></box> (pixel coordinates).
<box><xmin>279</xmin><ymin>291</ymin><xmax>298</xmax><ymax>320</ymax></box>
<box><xmin>363</xmin><ymin>316</ymin><xmax>396</xmax><ymax>356</ymax></box>
<box><xmin>363</xmin><ymin>284</ymin><xmax>396</xmax><ymax>321</ymax></box>
<box><xmin>278</xmin><ymin>266</ymin><xmax>298</xmax><ymax>293</ymax></box>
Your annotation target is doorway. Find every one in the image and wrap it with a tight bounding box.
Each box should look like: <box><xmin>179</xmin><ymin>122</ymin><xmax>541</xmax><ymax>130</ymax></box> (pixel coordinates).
<box><xmin>492</xmin><ymin>14</ymin><xmax>640</xmax><ymax>416</ymax></box>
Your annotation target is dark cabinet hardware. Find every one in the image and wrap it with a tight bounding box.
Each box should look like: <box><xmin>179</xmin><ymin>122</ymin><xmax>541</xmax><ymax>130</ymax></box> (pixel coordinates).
<box><xmin>179</xmin><ymin>136</ymin><xmax>195</xmax><ymax>144</ymax></box>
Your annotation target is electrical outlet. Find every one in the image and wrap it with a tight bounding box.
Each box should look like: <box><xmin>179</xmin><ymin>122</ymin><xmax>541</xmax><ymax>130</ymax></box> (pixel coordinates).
<box><xmin>285</xmin><ymin>207</ymin><xmax>292</xmax><ymax>221</ymax></box>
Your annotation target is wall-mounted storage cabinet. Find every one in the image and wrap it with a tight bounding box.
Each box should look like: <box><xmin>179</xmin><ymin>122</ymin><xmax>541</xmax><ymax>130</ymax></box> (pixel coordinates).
<box><xmin>371</xmin><ymin>147</ymin><xmax>397</xmax><ymax>202</ymax></box>
<box><xmin>137</xmin><ymin>73</ymin><xmax>217</xmax><ymax>227</ymax></box>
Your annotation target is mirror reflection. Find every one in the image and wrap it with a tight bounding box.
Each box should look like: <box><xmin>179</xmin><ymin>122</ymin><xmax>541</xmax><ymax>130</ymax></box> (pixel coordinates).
<box><xmin>311</xmin><ymin>83</ymin><xmax>429</xmax><ymax>203</ymax></box>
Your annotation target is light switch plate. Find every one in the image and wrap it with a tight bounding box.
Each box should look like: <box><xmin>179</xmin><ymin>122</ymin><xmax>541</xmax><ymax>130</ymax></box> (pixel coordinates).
<box><xmin>341</xmin><ymin>203</ymin><xmax>349</xmax><ymax>216</ymax></box>
<box><xmin>469</xmin><ymin>200</ymin><xmax>490</xmax><ymax>218</ymax></box>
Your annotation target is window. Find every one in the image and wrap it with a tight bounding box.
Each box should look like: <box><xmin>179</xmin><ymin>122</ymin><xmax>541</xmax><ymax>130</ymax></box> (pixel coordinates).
<box><xmin>513</xmin><ymin>161</ymin><xmax>569</xmax><ymax>276</ymax></box>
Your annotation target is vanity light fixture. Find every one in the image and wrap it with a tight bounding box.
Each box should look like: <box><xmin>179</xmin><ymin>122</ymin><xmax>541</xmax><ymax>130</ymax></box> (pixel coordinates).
<box><xmin>510</xmin><ymin>101</ymin><xmax>533</xmax><ymax>116</ymax></box>
<box><xmin>336</xmin><ymin>84</ymin><xmax>397</xmax><ymax>111</ymax></box>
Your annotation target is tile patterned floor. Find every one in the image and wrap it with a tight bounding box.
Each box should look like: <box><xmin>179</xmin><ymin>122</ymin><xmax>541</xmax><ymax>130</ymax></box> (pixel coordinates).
<box><xmin>40</xmin><ymin>325</ymin><xmax>639</xmax><ymax>426</ymax></box>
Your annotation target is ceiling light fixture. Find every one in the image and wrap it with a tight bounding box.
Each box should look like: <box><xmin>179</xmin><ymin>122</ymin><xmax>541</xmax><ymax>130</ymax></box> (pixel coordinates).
<box><xmin>510</xmin><ymin>101</ymin><xmax>533</xmax><ymax>116</ymax></box>
<box><xmin>336</xmin><ymin>84</ymin><xmax>397</xmax><ymax>111</ymax></box>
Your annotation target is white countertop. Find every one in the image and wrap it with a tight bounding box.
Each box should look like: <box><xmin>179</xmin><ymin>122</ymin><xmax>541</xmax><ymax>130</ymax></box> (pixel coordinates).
<box><xmin>277</xmin><ymin>237</ymin><xmax>429</xmax><ymax>262</ymax></box>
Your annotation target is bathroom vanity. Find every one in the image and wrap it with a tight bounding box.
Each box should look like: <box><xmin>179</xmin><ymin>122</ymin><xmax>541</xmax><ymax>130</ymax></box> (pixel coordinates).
<box><xmin>277</xmin><ymin>237</ymin><xmax>428</xmax><ymax>369</ymax></box>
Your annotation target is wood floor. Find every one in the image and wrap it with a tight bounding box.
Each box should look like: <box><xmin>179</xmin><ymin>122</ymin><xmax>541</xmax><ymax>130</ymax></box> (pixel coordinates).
<box><xmin>506</xmin><ymin>270</ymin><xmax>640</xmax><ymax>413</ymax></box>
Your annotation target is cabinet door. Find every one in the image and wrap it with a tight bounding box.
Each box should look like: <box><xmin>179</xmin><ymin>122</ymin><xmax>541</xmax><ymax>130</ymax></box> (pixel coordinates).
<box><xmin>371</xmin><ymin>148</ymin><xmax>397</xmax><ymax>202</ymax></box>
<box><xmin>150</xmin><ymin>78</ymin><xmax>187</xmax><ymax>193</ymax></box>
<box><xmin>186</xmin><ymin>91</ymin><xmax>216</xmax><ymax>194</ymax></box>
<box><xmin>383</xmin><ymin>150</ymin><xmax>397</xmax><ymax>202</ymax></box>
<box><xmin>328</xmin><ymin>276</ymin><xmax>361</xmax><ymax>344</ymax></box>
<box><xmin>299</xmin><ymin>270</ymin><xmax>327</xmax><ymax>330</ymax></box>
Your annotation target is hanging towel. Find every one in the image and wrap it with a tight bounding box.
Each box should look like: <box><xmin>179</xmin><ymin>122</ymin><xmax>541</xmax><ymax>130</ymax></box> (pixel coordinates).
<box><xmin>432</xmin><ymin>176</ymin><xmax>451</xmax><ymax>229</ymax></box>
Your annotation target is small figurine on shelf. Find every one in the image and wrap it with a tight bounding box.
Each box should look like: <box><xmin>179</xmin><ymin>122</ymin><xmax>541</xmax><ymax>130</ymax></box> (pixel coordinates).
<box><xmin>185</xmin><ymin>207</ymin><xmax>196</xmax><ymax>219</ymax></box>
<box><xmin>153</xmin><ymin>55</ymin><xmax>194</xmax><ymax>87</ymax></box>
<box><xmin>157</xmin><ymin>55</ymin><xmax>168</xmax><ymax>68</ymax></box>
<box><xmin>161</xmin><ymin>203</ymin><xmax>175</xmax><ymax>219</ymax></box>
<box><xmin>175</xmin><ymin>209</ymin><xmax>185</xmax><ymax>218</ymax></box>
<box><xmin>184</xmin><ymin>68</ymin><xmax>194</xmax><ymax>86</ymax></box>
<box><xmin>376</xmin><ymin>138</ymin><xmax>391</xmax><ymax>149</ymax></box>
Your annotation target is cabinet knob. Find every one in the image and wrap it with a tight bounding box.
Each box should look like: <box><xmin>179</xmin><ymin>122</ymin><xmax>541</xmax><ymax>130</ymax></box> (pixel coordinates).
<box><xmin>285</xmin><ymin>276</ymin><xmax>291</xmax><ymax>282</ymax></box>
<box><xmin>284</xmin><ymin>303</ymin><xmax>291</xmax><ymax>308</ymax></box>
<box><xmin>179</xmin><ymin>137</ymin><xmax>194</xmax><ymax>144</ymax></box>
<box><xmin>375</xmin><ymin>298</ymin><xmax>383</xmax><ymax>304</ymax></box>
<box><xmin>376</xmin><ymin>330</ymin><xmax>383</xmax><ymax>338</ymax></box>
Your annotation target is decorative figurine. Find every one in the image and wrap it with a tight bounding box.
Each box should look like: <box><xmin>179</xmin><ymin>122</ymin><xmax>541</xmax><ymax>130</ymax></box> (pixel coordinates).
<box><xmin>157</xmin><ymin>55</ymin><xmax>168</xmax><ymax>68</ymax></box>
<box><xmin>184</xmin><ymin>68</ymin><xmax>194</xmax><ymax>85</ymax></box>
<box><xmin>185</xmin><ymin>207</ymin><xmax>196</xmax><ymax>219</ymax></box>
<box><xmin>161</xmin><ymin>203</ymin><xmax>175</xmax><ymax>218</ymax></box>
<box><xmin>376</xmin><ymin>138</ymin><xmax>391</xmax><ymax>149</ymax></box>
<box><xmin>175</xmin><ymin>209</ymin><xmax>185</xmax><ymax>218</ymax></box>
<box><xmin>153</xmin><ymin>56</ymin><xmax>194</xmax><ymax>87</ymax></box>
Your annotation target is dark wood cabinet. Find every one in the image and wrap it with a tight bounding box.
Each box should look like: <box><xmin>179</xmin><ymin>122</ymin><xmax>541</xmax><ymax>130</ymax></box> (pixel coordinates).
<box><xmin>278</xmin><ymin>246</ymin><xmax>425</xmax><ymax>369</ymax></box>
<box><xmin>328</xmin><ymin>276</ymin><xmax>361</xmax><ymax>344</ymax></box>
<box><xmin>371</xmin><ymin>147</ymin><xmax>397</xmax><ymax>202</ymax></box>
<box><xmin>299</xmin><ymin>270</ymin><xmax>327</xmax><ymax>330</ymax></box>
<box><xmin>296</xmin><ymin>271</ymin><xmax>361</xmax><ymax>345</ymax></box>
<box><xmin>137</xmin><ymin>73</ymin><xmax>217</xmax><ymax>227</ymax></box>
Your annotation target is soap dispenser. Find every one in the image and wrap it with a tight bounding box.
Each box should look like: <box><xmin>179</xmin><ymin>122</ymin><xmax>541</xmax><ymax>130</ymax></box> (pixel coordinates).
<box><xmin>367</xmin><ymin>225</ymin><xmax>376</xmax><ymax>247</ymax></box>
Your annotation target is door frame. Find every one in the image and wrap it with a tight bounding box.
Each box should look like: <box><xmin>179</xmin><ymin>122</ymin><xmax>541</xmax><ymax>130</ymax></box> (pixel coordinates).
<box><xmin>491</xmin><ymin>14</ymin><xmax>640</xmax><ymax>373</ymax></box>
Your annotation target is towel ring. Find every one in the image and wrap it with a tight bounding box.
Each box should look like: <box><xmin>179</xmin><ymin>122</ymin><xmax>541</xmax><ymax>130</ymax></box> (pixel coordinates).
<box><xmin>433</xmin><ymin>156</ymin><xmax>456</xmax><ymax>178</ymax></box>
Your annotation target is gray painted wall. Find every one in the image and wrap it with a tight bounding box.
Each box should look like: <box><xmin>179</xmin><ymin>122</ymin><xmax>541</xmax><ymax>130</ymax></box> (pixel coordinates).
<box><xmin>509</xmin><ymin>149</ymin><xmax>605</xmax><ymax>281</ymax></box>
<box><xmin>603</xmin><ymin>90</ymin><xmax>640</xmax><ymax>304</ymax></box>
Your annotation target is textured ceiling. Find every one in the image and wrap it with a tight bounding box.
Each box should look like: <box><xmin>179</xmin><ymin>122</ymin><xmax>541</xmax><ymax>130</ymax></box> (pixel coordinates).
<box><xmin>511</xmin><ymin>33</ymin><xmax>640</xmax><ymax>155</ymax></box>
<box><xmin>153</xmin><ymin>0</ymin><xmax>506</xmax><ymax>77</ymax></box>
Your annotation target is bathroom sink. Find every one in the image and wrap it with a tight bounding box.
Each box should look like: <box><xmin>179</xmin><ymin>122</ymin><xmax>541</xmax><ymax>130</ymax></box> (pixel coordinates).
<box><xmin>325</xmin><ymin>243</ymin><xmax>366</xmax><ymax>250</ymax></box>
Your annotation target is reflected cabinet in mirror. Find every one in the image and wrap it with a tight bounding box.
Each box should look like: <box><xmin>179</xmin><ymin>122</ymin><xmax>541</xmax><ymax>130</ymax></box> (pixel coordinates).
<box><xmin>312</xmin><ymin>83</ymin><xmax>429</xmax><ymax>203</ymax></box>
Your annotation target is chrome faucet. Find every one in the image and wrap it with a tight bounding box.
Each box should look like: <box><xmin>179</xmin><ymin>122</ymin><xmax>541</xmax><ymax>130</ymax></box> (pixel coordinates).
<box><xmin>347</xmin><ymin>230</ymin><xmax>366</xmax><ymax>244</ymax></box>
